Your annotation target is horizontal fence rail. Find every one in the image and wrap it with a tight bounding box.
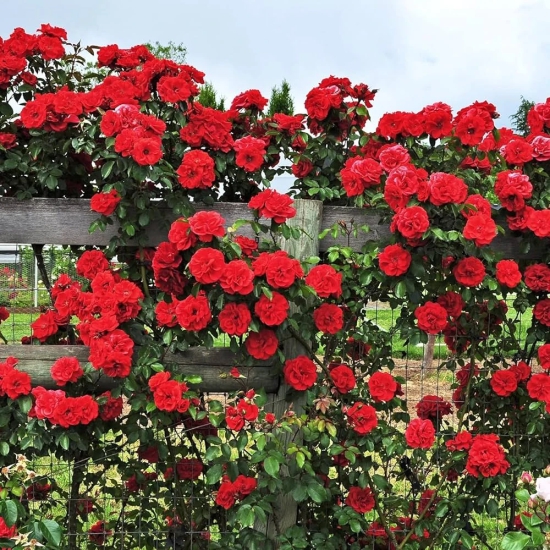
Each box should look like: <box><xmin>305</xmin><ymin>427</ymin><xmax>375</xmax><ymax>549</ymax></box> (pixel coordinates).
<box><xmin>0</xmin><ymin>345</ymin><xmax>278</xmax><ymax>393</ymax></box>
<box><xmin>0</xmin><ymin>198</ymin><xmax>541</xmax><ymax>258</ymax></box>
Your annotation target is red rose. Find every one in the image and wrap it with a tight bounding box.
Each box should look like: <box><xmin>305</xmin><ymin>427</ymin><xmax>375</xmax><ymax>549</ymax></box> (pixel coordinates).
<box><xmin>305</xmin><ymin>265</ymin><xmax>342</xmax><ymax>298</ymax></box>
<box><xmin>291</xmin><ymin>159</ymin><xmax>314</xmax><ymax>178</ymax></box>
<box><xmin>188</xmin><ymin>248</ymin><xmax>225</xmax><ymax>284</ymax></box>
<box><xmin>305</xmin><ymin>85</ymin><xmax>341</xmax><ymax>121</ymax></box>
<box><xmin>531</xmin><ymin>135</ymin><xmax>550</xmax><ymax>161</ymax></box>
<box><xmin>138</xmin><ymin>446</ymin><xmax>160</xmax><ymax>463</ymax></box>
<box><xmin>256</xmin><ymin>252</ymin><xmax>303</xmax><ymax>289</ymax></box>
<box><xmin>0</xmin><ymin>132</ymin><xmax>17</xmax><ymax>149</ymax></box>
<box><xmin>453</xmin><ymin>257</ymin><xmax>486</xmax><ymax>287</ymax></box>
<box><xmin>392</xmin><ymin>206</ymin><xmax>430</xmax><ymax>241</ymax></box>
<box><xmin>283</xmin><ymin>355</ymin><xmax>317</xmax><ymax>391</ymax></box>
<box><xmin>466</xmin><ymin>434</ymin><xmax>509</xmax><ymax>477</ymax></box>
<box><xmin>233</xmin><ymin>474</ymin><xmax>257</xmax><ymax>498</ymax></box>
<box><xmin>231</xmin><ymin>89</ymin><xmax>268</xmax><ymax>111</ymax></box>
<box><xmin>436</xmin><ymin>291</ymin><xmax>464</xmax><ymax>319</ymax></box>
<box><xmin>248</xmin><ymin>189</ymin><xmax>296</xmax><ymax>223</ymax></box>
<box><xmin>490</xmin><ymin>369</ymin><xmax>518</xmax><ymax>397</ymax></box>
<box><xmin>153</xmin><ymin>242</ymin><xmax>182</xmax><ymax>270</ymax></box>
<box><xmin>534</xmin><ymin>299</ymin><xmax>550</xmax><ymax>327</ymax></box>
<box><xmin>99</xmin><ymin>391</ymin><xmax>123</xmax><ymax>421</ymax></box>
<box><xmin>445</xmin><ymin>430</ymin><xmax>472</xmax><ymax>451</ymax></box>
<box><xmin>31</xmin><ymin>310</ymin><xmax>59</xmax><ymax>342</ymax></box>
<box><xmin>501</xmin><ymin>138</ymin><xmax>533</xmax><ymax>165</ymax></box>
<box><xmin>416</xmin><ymin>395</ymin><xmax>452</xmax><ymax>421</ymax></box>
<box><xmin>527</xmin><ymin>373</ymin><xmax>550</xmax><ymax>402</ymax></box>
<box><xmin>176</xmin><ymin>293</ymin><xmax>212</xmax><ymax>331</ymax></box>
<box><xmin>421</xmin><ymin>102</ymin><xmax>453</xmax><ymax>139</ymax></box>
<box><xmin>510</xmin><ymin>361</ymin><xmax>531</xmax><ymax>381</ymax></box>
<box><xmin>76</xmin><ymin>395</ymin><xmax>99</xmax><ymax>424</ymax></box>
<box><xmin>176</xmin><ymin>458</ymin><xmax>203</xmax><ymax>480</ymax></box>
<box><xmin>154</xmin><ymin>267</ymin><xmax>187</xmax><ymax>295</ymax></box>
<box><xmin>157</xmin><ymin>74</ymin><xmax>196</xmax><ymax>103</ymax></box>
<box><xmin>313</xmin><ymin>303</ymin><xmax>344</xmax><ymax>334</ymax></box>
<box><xmin>219</xmin><ymin>260</ymin><xmax>255</xmax><ymax>295</ymax></box>
<box><xmin>233</xmin><ymin>136</ymin><xmax>266</xmax><ymax>172</ymax></box>
<box><xmin>51</xmin><ymin>357</ymin><xmax>84</xmax><ymax>386</ymax></box>
<box><xmin>234</xmin><ymin>236</ymin><xmax>258</xmax><ymax>257</ymax></box>
<box><xmin>428</xmin><ymin>172</ymin><xmax>468</xmax><ymax>206</ymax></box>
<box><xmin>462</xmin><ymin>214</ymin><xmax>497</xmax><ymax>246</ymax></box>
<box><xmin>346</xmin><ymin>402</ymin><xmax>378</xmax><ymax>435</ymax></box>
<box><xmin>378</xmin><ymin>144</ymin><xmax>410</xmax><ymax>172</ymax></box>
<box><xmin>176</xmin><ymin>150</ymin><xmax>215</xmax><ymax>189</ymax></box>
<box><xmin>340</xmin><ymin>157</ymin><xmax>382</xmax><ymax>196</ymax></box>
<box><xmin>495</xmin><ymin>259</ymin><xmax>522</xmax><ymax>288</ymax></box>
<box><xmin>462</xmin><ymin>194</ymin><xmax>492</xmax><ymax>219</ymax></box>
<box><xmin>346</xmin><ymin>486</ymin><xmax>375</xmax><ymax>513</ymax></box>
<box><xmin>188</xmin><ymin>211</ymin><xmax>225</xmax><ymax>242</ymax></box>
<box><xmin>538</xmin><ymin>344</ymin><xmax>550</xmax><ymax>370</ymax></box>
<box><xmin>524</xmin><ymin>264</ymin><xmax>550</xmax><ymax>292</ymax></box>
<box><xmin>0</xmin><ymin>517</ymin><xmax>16</xmax><ymax>539</ymax></box>
<box><xmin>20</xmin><ymin>100</ymin><xmax>48</xmax><ymax>129</ymax></box>
<box><xmin>405</xmin><ymin>418</ymin><xmax>435</xmax><ymax>449</ymax></box>
<box><xmin>368</xmin><ymin>372</ymin><xmax>397</xmax><ymax>402</ymax></box>
<box><xmin>0</xmin><ymin>307</ymin><xmax>9</xmax><ymax>322</ymax></box>
<box><xmin>378</xmin><ymin>244</ymin><xmax>411</xmax><ymax>276</ymax></box>
<box><xmin>414</xmin><ymin>302</ymin><xmax>448</xmax><ymax>334</ymax></box>
<box><xmin>168</xmin><ymin>218</ymin><xmax>198</xmax><ymax>251</ymax></box>
<box><xmin>225</xmin><ymin>406</ymin><xmax>246</xmax><ymax>431</ymax></box>
<box><xmin>376</xmin><ymin>111</ymin><xmax>406</xmax><ymax>140</ymax></box>
<box><xmin>528</xmin><ymin>210</ymin><xmax>550</xmax><ymax>238</ymax></box>
<box><xmin>131</xmin><ymin>137</ymin><xmax>163</xmax><ymax>166</ymax></box>
<box><xmin>330</xmin><ymin>364</ymin><xmax>356</xmax><ymax>394</ymax></box>
<box><xmin>254</xmin><ymin>292</ymin><xmax>289</xmax><ymax>326</ymax></box>
<box><xmin>90</xmin><ymin>189</ymin><xmax>121</xmax><ymax>216</ymax></box>
<box><xmin>1</xmin><ymin>368</ymin><xmax>31</xmax><ymax>400</ymax></box>
<box><xmin>154</xmin><ymin>380</ymin><xmax>184</xmax><ymax>412</ymax></box>
<box><xmin>219</xmin><ymin>303</ymin><xmax>252</xmax><ymax>336</ymax></box>
<box><xmin>76</xmin><ymin>250</ymin><xmax>110</xmax><ymax>280</ymax></box>
<box><xmin>245</xmin><ymin>329</ymin><xmax>279</xmax><ymax>360</ymax></box>
<box><xmin>155</xmin><ymin>300</ymin><xmax>179</xmax><ymax>328</ymax></box>
<box><xmin>216</xmin><ymin>481</ymin><xmax>237</xmax><ymax>509</ymax></box>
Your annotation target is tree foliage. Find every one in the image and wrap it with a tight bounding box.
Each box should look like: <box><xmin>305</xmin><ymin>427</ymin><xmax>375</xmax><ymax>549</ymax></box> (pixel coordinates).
<box><xmin>510</xmin><ymin>96</ymin><xmax>535</xmax><ymax>136</ymax></box>
<box><xmin>267</xmin><ymin>79</ymin><xmax>294</xmax><ymax>116</ymax></box>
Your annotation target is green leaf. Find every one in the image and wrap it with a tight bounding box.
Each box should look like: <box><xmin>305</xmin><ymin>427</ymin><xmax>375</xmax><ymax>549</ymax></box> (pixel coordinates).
<box><xmin>515</xmin><ymin>489</ymin><xmax>531</xmax><ymax>503</ymax></box>
<box><xmin>101</xmin><ymin>160</ymin><xmax>115</xmax><ymax>179</ymax></box>
<box><xmin>18</xmin><ymin>395</ymin><xmax>32</xmax><ymax>414</ymax></box>
<box><xmin>501</xmin><ymin>532</ymin><xmax>531</xmax><ymax>550</ymax></box>
<box><xmin>2</xmin><ymin>500</ymin><xmax>18</xmax><ymax>526</ymax></box>
<box><xmin>206</xmin><ymin>463</ymin><xmax>223</xmax><ymax>485</ymax></box>
<box><xmin>306</xmin><ymin>483</ymin><xmax>326</xmax><ymax>504</ymax></box>
<box><xmin>0</xmin><ymin>442</ymin><xmax>9</xmax><ymax>456</ymax></box>
<box><xmin>39</xmin><ymin>519</ymin><xmax>62</xmax><ymax>546</ymax></box>
<box><xmin>236</xmin><ymin>504</ymin><xmax>255</xmax><ymax>527</ymax></box>
<box><xmin>58</xmin><ymin>433</ymin><xmax>70</xmax><ymax>451</ymax></box>
<box><xmin>295</xmin><ymin>451</ymin><xmax>305</xmax><ymax>469</ymax></box>
<box><xmin>264</xmin><ymin>456</ymin><xmax>280</xmax><ymax>478</ymax></box>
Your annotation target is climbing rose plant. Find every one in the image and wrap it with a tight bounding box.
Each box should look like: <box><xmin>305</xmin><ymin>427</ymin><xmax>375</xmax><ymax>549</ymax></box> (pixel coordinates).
<box><xmin>1</xmin><ymin>23</ymin><xmax>550</xmax><ymax>550</ymax></box>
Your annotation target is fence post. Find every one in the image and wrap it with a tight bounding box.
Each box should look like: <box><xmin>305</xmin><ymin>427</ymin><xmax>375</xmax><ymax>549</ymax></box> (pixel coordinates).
<box><xmin>256</xmin><ymin>199</ymin><xmax>323</xmax><ymax>543</ymax></box>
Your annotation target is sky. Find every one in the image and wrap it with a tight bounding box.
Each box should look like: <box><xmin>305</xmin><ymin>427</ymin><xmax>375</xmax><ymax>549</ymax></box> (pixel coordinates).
<box><xmin>2</xmin><ymin>0</ymin><xmax>550</xmax><ymax>129</ymax></box>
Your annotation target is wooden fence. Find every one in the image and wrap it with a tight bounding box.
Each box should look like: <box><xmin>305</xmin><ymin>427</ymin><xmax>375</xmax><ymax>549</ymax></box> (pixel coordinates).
<box><xmin>0</xmin><ymin>196</ymin><xmax>541</xmax><ymax>542</ymax></box>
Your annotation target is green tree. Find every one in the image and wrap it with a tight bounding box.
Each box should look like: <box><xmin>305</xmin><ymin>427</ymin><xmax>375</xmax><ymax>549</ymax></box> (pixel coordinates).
<box><xmin>510</xmin><ymin>96</ymin><xmax>535</xmax><ymax>136</ymax></box>
<box><xmin>267</xmin><ymin>79</ymin><xmax>294</xmax><ymax>116</ymax></box>
<box><xmin>198</xmin><ymin>81</ymin><xmax>226</xmax><ymax>111</ymax></box>
<box><xmin>144</xmin><ymin>41</ymin><xmax>187</xmax><ymax>64</ymax></box>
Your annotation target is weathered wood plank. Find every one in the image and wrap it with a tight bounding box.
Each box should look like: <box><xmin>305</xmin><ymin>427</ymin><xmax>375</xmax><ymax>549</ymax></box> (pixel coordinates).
<box><xmin>0</xmin><ymin>345</ymin><xmax>278</xmax><ymax>393</ymax></box>
<box><xmin>0</xmin><ymin>198</ymin><xmax>542</xmax><ymax>258</ymax></box>
<box><xmin>255</xmin><ymin>199</ymin><xmax>323</xmax><ymax>543</ymax></box>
